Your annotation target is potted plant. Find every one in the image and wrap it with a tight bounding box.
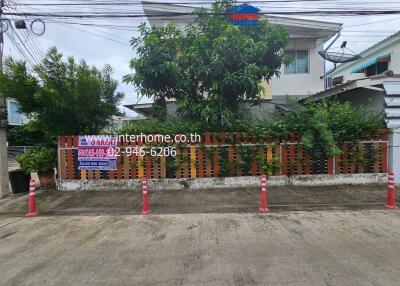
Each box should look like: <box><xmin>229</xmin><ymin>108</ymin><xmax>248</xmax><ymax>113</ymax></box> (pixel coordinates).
<box><xmin>17</xmin><ymin>147</ymin><xmax>57</xmax><ymax>188</ymax></box>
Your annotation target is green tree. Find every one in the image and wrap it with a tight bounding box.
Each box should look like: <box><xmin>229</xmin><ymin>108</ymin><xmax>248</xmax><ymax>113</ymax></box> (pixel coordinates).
<box><xmin>124</xmin><ymin>0</ymin><xmax>290</xmax><ymax>128</ymax></box>
<box><xmin>0</xmin><ymin>47</ymin><xmax>124</xmax><ymax>136</ymax></box>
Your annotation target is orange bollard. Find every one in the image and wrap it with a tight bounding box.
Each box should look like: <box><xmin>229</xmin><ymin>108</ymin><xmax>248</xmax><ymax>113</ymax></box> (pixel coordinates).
<box><xmin>26</xmin><ymin>179</ymin><xmax>38</xmax><ymax>217</ymax></box>
<box><xmin>142</xmin><ymin>177</ymin><xmax>151</xmax><ymax>215</ymax></box>
<box><xmin>259</xmin><ymin>175</ymin><xmax>269</xmax><ymax>213</ymax></box>
<box><xmin>385</xmin><ymin>171</ymin><xmax>398</xmax><ymax>209</ymax></box>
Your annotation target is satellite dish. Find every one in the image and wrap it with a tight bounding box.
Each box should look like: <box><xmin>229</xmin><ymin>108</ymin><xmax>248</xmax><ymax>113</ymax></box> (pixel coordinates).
<box><xmin>319</xmin><ymin>32</ymin><xmax>362</xmax><ymax>78</ymax></box>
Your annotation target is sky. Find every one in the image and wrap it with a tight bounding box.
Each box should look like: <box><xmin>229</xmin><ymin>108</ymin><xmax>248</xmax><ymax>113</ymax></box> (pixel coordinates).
<box><xmin>3</xmin><ymin>0</ymin><xmax>400</xmax><ymax>117</ymax></box>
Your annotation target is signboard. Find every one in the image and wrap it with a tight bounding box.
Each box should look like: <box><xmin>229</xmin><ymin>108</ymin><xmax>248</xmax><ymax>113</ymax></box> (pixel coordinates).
<box><xmin>230</xmin><ymin>3</ymin><xmax>260</xmax><ymax>26</ymax></box>
<box><xmin>78</xmin><ymin>136</ymin><xmax>117</xmax><ymax>170</ymax></box>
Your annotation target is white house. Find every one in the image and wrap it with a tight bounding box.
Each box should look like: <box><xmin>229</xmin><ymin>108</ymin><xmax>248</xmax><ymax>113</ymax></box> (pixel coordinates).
<box><xmin>125</xmin><ymin>1</ymin><xmax>342</xmax><ymax>117</ymax></box>
<box><xmin>304</xmin><ymin>31</ymin><xmax>400</xmax><ymax>183</ymax></box>
<box><xmin>328</xmin><ymin>31</ymin><xmax>400</xmax><ymax>86</ymax></box>
<box><xmin>6</xmin><ymin>98</ymin><xmax>28</xmax><ymax>126</ymax></box>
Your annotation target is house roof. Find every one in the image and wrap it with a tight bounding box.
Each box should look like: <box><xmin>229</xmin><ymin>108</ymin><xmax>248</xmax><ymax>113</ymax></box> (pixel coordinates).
<box><xmin>330</xmin><ymin>31</ymin><xmax>400</xmax><ymax>76</ymax></box>
<box><xmin>301</xmin><ymin>70</ymin><xmax>400</xmax><ymax>103</ymax></box>
<box><xmin>141</xmin><ymin>1</ymin><xmax>341</xmax><ymax>39</ymax></box>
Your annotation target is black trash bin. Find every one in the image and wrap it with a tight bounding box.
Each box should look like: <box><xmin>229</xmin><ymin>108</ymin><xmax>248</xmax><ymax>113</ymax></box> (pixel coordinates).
<box><xmin>9</xmin><ymin>169</ymin><xmax>31</xmax><ymax>194</ymax></box>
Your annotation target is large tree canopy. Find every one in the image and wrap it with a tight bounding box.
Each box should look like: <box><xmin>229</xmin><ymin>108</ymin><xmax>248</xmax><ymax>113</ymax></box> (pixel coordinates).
<box><xmin>0</xmin><ymin>47</ymin><xmax>124</xmax><ymax>135</ymax></box>
<box><xmin>124</xmin><ymin>0</ymin><xmax>290</xmax><ymax>127</ymax></box>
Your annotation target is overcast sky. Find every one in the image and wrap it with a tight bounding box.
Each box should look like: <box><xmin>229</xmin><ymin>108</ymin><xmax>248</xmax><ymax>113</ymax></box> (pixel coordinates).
<box><xmin>3</xmin><ymin>0</ymin><xmax>400</xmax><ymax>116</ymax></box>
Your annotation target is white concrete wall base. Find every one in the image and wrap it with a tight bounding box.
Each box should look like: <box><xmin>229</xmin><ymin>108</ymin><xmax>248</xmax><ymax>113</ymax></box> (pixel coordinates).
<box><xmin>57</xmin><ymin>173</ymin><xmax>388</xmax><ymax>191</ymax></box>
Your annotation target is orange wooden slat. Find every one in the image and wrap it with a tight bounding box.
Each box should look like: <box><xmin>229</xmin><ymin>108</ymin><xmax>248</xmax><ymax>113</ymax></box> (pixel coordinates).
<box><xmin>183</xmin><ymin>147</ymin><xmax>189</xmax><ymax>178</ymax></box>
<box><xmin>176</xmin><ymin>148</ymin><xmax>181</xmax><ymax>179</ymax></box>
<box><xmin>327</xmin><ymin>156</ymin><xmax>334</xmax><ymax>175</ymax></box>
<box><xmin>342</xmin><ymin>144</ymin><xmax>349</xmax><ymax>174</ymax></box>
<box><xmin>281</xmin><ymin>144</ymin><xmax>287</xmax><ymax>176</ymax></box>
<box><xmin>304</xmin><ymin>152</ymin><xmax>311</xmax><ymax>175</ymax></box>
<box><xmin>130</xmin><ymin>141</ymin><xmax>137</xmax><ymax>179</ymax></box>
<box><xmin>213</xmin><ymin>134</ymin><xmax>219</xmax><ymax>177</ymax></box>
<box><xmin>66</xmin><ymin>136</ymin><xmax>73</xmax><ymax>179</ymax></box>
<box><xmin>357</xmin><ymin>143</ymin><xmax>364</xmax><ymax>173</ymax></box>
<box><xmin>197</xmin><ymin>147</ymin><xmax>204</xmax><ymax>178</ymax></box>
<box><xmin>381</xmin><ymin>142</ymin><xmax>388</xmax><ymax>173</ymax></box>
<box><xmin>289</xmin><ymin>134</ymin><xmax>296</xmax><ymax>176</ymax></box>
<box><xmin>121</xmin><ymin>141</ymin><xmax>128</xmax><ymax>179</ymax></box>
<box><xmin>228</xmin><ymin>146</ymin><xmax>234</xmax><ymax>176</ymax></box>
<box><xmin>160</xmin><ymin>155</ymin><xmax>166</xmax><ymax>179</ymax></box>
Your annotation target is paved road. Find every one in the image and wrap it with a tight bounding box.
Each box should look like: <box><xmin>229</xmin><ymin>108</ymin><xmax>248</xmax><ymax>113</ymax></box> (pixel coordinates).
<box><xmin>1</xmin><ymin>210</ymin><xmax>400</xmax><ymax>286</ymax></box>
<box><xmin>0</xmin><ymin>184</ymin><xmax>388</xmax><ymax>216</ymax></box>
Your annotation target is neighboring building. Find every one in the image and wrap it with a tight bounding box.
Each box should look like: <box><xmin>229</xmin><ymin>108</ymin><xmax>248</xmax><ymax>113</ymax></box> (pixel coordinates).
<box><xmin>304</xmin><ymin>71</ymin><xmax>399</xmax><ymax>110</ymax></box>
<box><xmin>106</xmin><ymin>115</ymin><xmax>146</xmax><ymax>131</ymax></box>
<box><xmin>328</xmin><ymin>31</ymin><xmax>400</xmax><ymax>87</ymax></box>
<box><xmin>303</xmin><ymin>72</ymin><xmax>400</xmax><ymax>183</ymax></box>
<box><xmin>125</xmin><ymin>1</ymin><xmax>342</xmax><ymax>118</ymax></box>
<box><xmin>6</xmin><ymin>98</ymin><xmax>28</xmax><ymax>126</ymax></box>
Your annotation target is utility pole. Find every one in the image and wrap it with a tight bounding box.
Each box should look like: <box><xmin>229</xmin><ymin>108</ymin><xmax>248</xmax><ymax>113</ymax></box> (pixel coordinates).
<box><xmin>0</xmin><ymin>0</ymin><xmax>10</xmax><ymax>199</ymax></box>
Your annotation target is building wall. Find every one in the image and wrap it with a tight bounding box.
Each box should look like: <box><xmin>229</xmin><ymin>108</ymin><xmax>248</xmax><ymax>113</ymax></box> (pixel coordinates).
<box><xmin>331</xmin><ymin>39</ymin><xmax>400</xmax><ymax>83</ymax></box>
<box><xmin>271</xmin><ymin>38</ymin><xmax>325</xmax><ymax>99</ymax></box>
<box><xmin>7</xmin><ymin>99</ymin><xmax>28</xmax><ymax>126</ymax></box>
<box><xmin>335</xmin><ymin>88</ymin><xmax>385</xmax><ymax>112</ymax></box>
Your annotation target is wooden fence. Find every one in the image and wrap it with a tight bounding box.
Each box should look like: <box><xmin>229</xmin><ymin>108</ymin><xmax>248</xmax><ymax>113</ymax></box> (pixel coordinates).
<box><xmin>58</xmin><ymin>132</ymin><xmax>389</xmax><ymax>180</ymax></box>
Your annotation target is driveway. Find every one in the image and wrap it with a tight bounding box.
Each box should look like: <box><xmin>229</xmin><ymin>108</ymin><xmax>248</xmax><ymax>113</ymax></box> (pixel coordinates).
<box><xmin>1</xmin><ymin>210</ymin><xmax>400</xmax><ymax>286</ymax></box>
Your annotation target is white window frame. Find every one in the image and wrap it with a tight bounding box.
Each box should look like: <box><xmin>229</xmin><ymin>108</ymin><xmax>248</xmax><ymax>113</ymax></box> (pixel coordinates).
<box><xmin>284</xmin><ymin>49</ymin><xmax>310</xmax><ymax>75</ymax></box>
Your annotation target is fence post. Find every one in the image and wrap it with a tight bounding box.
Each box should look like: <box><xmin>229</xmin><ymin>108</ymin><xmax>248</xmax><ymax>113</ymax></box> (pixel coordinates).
<box><xmin>389</xmin><ymin>129</ymin><xmax>400</xmax><ymax>183</ymax></box>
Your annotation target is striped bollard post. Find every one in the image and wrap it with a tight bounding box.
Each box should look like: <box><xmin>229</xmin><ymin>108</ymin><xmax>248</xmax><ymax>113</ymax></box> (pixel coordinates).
<box><xmin>142</xmin><ymin>177</ymin><xmax>151</xmax><ymax>215</ymax></box>
<box><xmin>26</xmin><ymin>179</ymin><xmax>38</xmax><ymax>217</ymax></box>
<box><xmin>385</xmin><ymin>171</ymin><xmax>398</xmax><ymax>209</ymax></box>
<box><xmin>259</xmin><ymin>175</ymin><xmax>269</xmax><ymax>213</ymax></box>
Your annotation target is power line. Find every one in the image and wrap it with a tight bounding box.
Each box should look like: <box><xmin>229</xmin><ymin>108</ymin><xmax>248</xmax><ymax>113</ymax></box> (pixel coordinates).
<box><xmin>47</xmin><ymin>20</ymin><xmax>130</xmax><ymax>45</ymax></box>
<box><xmin>4</xmin><ymin>9</ymin><xmax>400</xmax><ymax>19</ymax></box>
<box><xmin>11</xmin><ymin>0</ymin><xmax>400</xmax><ymax>5</ymax></box>
<box><xmin>5</xmin><ymin>30</ymin><xmax>35</xmax><ymax>67</ymax></box>
<box><xmin>5</xmin><ymin>0</ymin><xmax>45</xmax><ymax>61</ymax></box>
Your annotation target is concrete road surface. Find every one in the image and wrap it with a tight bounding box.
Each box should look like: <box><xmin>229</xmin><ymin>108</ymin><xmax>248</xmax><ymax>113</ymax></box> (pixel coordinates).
<box><xmin>1</xmin><ymin>210</ymin><xmax>400</xmax><ymax>286</ymax></box>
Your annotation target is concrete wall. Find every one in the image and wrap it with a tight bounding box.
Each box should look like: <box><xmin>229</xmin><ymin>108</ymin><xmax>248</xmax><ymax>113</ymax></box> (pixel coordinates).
<box><xmin>389</xmin><ymin>129</ymin><xmax>400</xmax><ymax>183</ymax></box>
<box><xmin>57</xmin><ymin>174</ymin><xmax>387</xmax><ymax>191</ymax></box>
<box><xmin>336</xmin><ymin>88</ymin><xmax>385</xmax><ymax>111</ymax></box>
<box><xmin>272</xmin><ymin>38</ymin><xmax>325</xmax><ymax>99</ymax></box>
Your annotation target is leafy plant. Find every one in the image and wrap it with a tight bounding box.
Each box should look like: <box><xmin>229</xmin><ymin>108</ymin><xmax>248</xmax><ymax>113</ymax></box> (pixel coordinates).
<box><xmin>0</xmin><ymin>47</ymin><xmax>124</xmax><ymax>136</ymax></box>
<box><xmin>16</xmin><ymin>147</ymin><xmax>57</xmax><ymax>174</ymax></box>
<box><xmin>124</xmin><ymin>0</ymin><xmax>290</xmax><ymax>127</ymax></box>
<box><xmin>119</xmin><ymin>99</ymin><xmax>384</xmax><ymax>158</ymax></box>
<box><xmin>7</xmin><ymin>123</ymin><xmax>56</xmax><ymax>147</ymax></box>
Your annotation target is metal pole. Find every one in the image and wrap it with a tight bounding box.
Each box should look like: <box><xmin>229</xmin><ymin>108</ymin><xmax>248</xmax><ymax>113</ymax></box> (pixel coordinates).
<box><xmin>0</xmin><ymin>0</ymin><xmax>10</xmax><ymax>199</ymax></box>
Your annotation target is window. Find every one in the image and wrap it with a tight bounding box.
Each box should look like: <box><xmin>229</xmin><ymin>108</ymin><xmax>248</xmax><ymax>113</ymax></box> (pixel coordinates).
<box><xmin>8</xmin><ymin>101</ymin><xmax>23</xmax><ymax>125</ymax></box>
<box><xmin>365</xmin><ymin>61</ymin><xmax>389</xmax><ymax>77</ymax></box>
<box><xmin>285</xmin><ymin>50</ymin><xmax>309</xmax><ymax>74</ymax></box>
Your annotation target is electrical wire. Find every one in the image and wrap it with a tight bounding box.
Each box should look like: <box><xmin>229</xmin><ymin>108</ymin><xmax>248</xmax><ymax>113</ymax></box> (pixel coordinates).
<box><xmin>5</xmin><ymin>30</ymin><xmax>35</xmax><ymax>67</ymax></box>
<box><xmin>5</xmin><ymin>0</ymin><xmax>46</xmax><ymax>61</ymax></box>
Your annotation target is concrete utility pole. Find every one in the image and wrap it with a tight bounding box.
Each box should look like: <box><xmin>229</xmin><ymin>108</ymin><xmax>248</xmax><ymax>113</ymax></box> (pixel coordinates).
<box><xmin>0</xmin><ymin>0</ymin><xmax>10</xmax><ymax>199</ymax></box>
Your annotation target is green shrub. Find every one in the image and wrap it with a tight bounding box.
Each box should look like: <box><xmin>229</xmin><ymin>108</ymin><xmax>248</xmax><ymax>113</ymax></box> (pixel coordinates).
<box><xmin>118</xmin><ymin>100</ymin><xmax>385</xmax><ymax>157</ymax></box>
<box><xmin>7</xmin><ymin>124</ymin><xmax>56</xmax><ymax>147</ymax></box>
<box><xmin>17</xmin><ymin>147</ymin><xmax>57</xmax><ymax>174</ymax></box>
